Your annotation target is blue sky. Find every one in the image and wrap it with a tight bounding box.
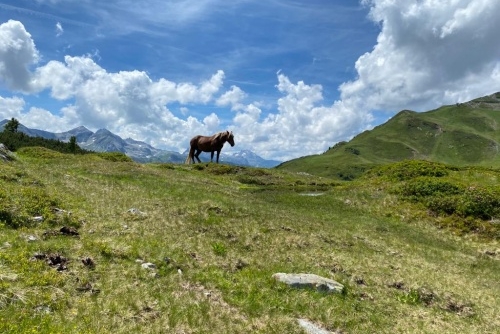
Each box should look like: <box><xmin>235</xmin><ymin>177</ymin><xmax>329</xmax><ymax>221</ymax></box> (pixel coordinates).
<box><xmin>1</xmin><ymin>0</ymin><xmax>500</xmax><ymax>161</ymax></box>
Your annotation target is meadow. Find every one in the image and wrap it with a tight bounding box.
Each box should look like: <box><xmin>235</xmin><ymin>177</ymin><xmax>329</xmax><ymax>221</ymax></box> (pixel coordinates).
<box><xmin>1</xmin><ymin>148</ymin><xmax>499</xmax><ymax>333</ymax></box>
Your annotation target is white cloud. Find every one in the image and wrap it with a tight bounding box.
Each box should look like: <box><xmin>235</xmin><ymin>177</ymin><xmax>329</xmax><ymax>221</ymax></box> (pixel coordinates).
<box><xmin>30</xmin><ymin>53</ymin><xmax>225</xmax><ymax>150</ymax></box>
<box><xmin>0</xmin><ymin>20</ymin><xmax>39</xmax><ymax>92</ymax></box>
<box><xmin>0</xmin><ymin>21</ymin><xmax>228</xmax><ymax>153</ymax></box>
<box><xmin>203</xmin><ymin>113</ymin><xmax>220</xmax><ymax>131</ymax></box>
<box><xmin>348</xmin><ymin>0</ymin><xmax>500</xmax><ymax>112</ymax></box>
<box><xmin>216</xmin><ymin>85</ymin><xmax>247</xmax><ymax>110</ymax></box>
<box><xmin>0</xmin><ymin>96</ymin><xmax>25</xmax><ymax>120</ymax></box>
<box><xmin>55</xmin><ymin>22</ymin><xmax>63</xmax><ymax>37</ymax></box>
<box><xmin>228</xmin><ymin>73</ymin><xmax>373</xmax><ymax>161</ymax></box>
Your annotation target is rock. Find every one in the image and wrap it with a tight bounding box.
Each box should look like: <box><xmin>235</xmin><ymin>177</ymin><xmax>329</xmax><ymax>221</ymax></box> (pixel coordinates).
<box><xmin>235</xmin><ymin>259</ymin><xmax>248</xmax><ymax>270</ymax></box>
<box><xmin>32</xmin><ymin>216</ymin><xmax>44</xmax><ymax>222</ymax></box>
<box><xmin>272</xmin><ymin>273</ymin><xmax>344</xmax><ymax>293</ymax></box>
<box><xmin>297</xmin><ymin>319</ymin><xmax>334</xmax><ymax>334</ymax></box>
<box><xmin>53</xmin><ymin>208</ymin><xmax>70</xmax><ymax>215</ymax></box>
<box><xmin>81</xmin><ymin>257</ymin><xmax>95</xmax><ymax>268</ymax></box>
<box><xmin>46</xmin><ymin>253</ymin><xmax>68</xmax><ymax>271</ymax></box>
<box><xmin>127</xmin><ymin>208</ymin><xmax>145</xmax><ymax>215</ymax></box>
<box><xmin>0</xmin><ymin>143</ymin><xmax>15</xmax><ymax>162</ymax></box>
<box><xmin>26</xmin><ymin>235</ymin><xmax>38</xmax><ymax>242</ymax></box>
<box><xmin>141</xmin><ymin>262</ymin><xmax>156</xmax><ymax>270</ymax></box>
<box><xmin>60</xmin><ymin>226</ymin><xmax>79</xmax><ymax>236</ymax></box>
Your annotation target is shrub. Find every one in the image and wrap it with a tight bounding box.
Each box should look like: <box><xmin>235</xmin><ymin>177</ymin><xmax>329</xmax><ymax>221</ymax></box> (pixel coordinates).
<box><xmin>398</xmin><ymin>177</ymin><xmax>462</xmax><ymax>200</ymax></box>
<box><xmin>206</xmin><ymin>164</ymin><xmax>238</xmax><ymax>175</ymax></box>
<box><xmin>96</xmin><ymin>152</ymin><xmax>133</xmax><ymax>162</ymax></box>
<box><xmin>398</xmin><ymin>178</ymin><xmax>500</xmax><ymax>220</ymax></box>
<box><xmin>372</xmin><ymin>160</ymin><xmax>451</xmax><ymax>181</ymax></box>
<box><xmin>456</xmin><ymin>186</ymin><xmax>500</xmax><ymax>220</ymax></box>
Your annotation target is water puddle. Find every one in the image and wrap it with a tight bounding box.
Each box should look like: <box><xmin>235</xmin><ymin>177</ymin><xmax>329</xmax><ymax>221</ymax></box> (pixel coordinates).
<box><xmin>299</xmin><ymin>192</ymin><xmax>325</xmax><ymax>197</ymax></box>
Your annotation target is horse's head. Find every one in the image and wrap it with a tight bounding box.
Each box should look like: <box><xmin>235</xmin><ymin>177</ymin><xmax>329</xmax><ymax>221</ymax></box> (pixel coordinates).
<box><xmin>225</xmin><ymin>131</ymin><xmax>235</xmax><ymax>147</ymax></box>
<box><xmin>214</xmin><ymin>131</ymin><xmax>235</xmax><ymax>147</ymax></box>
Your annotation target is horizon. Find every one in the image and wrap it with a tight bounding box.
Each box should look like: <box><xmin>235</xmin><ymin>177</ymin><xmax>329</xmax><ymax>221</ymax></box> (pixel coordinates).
<box><xmin>1</xmin><ymin>1</ymin><xmax>500</xmax><ymax>161</ymax></box>
<box><xmin>0</xmin><ymin>118</ymin><xmax>282</xmax><ymax>162</ymax></box>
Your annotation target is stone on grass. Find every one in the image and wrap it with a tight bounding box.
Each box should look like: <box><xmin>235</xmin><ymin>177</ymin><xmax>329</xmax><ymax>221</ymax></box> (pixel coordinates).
<box><xmin>297</xmin><ymin>319</ymin><xmax>334</xmax><ymax>334</ymax></box>
<box><xmin>26</xmin><ymin>235</ymin><xmax>38</xmax><ymax>242</ymax></box>
<box><xmin>0</xmin><ymin>143</ymin><xmax>15</xmax><ymax>162</ymax></box>
<box><xmin>127</xmin><ymin>208</ymin><xmax>145</xmax><ymax>215</ymax></box>
<box><xmin>141</xmin><ymin>262</ymin><xmax>156</xmax><ymax>270</ymax></box>
<box><xmin>272</xmin><ymin>273</ymin><xmax>344</xmax><ymax>293</ymax></box>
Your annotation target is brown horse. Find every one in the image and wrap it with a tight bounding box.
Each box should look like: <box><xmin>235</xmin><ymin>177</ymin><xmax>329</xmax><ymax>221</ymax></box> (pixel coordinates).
<box><xmin>185</xmin><ymin>131</ymin><xmax>235</xmax><ymax>164</ymax></box>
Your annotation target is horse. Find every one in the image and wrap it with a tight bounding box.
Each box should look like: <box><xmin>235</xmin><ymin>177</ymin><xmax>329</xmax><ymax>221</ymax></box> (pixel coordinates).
<box><xmin>185</xmin><ymin>131</ymin><xmax>235</xmax><ymax>164</ymax></box>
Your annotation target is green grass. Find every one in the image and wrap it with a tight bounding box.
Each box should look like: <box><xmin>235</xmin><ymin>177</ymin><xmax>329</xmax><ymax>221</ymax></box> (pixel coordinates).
<box><xmin>1</xmin><ymin>149</ymin><xmax>499</xmax><ymax>333</ymax></box>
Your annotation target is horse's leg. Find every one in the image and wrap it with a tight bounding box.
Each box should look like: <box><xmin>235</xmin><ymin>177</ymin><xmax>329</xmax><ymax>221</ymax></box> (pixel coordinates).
<box><xmin>210</xmin><ymin>151</ymin><xmax>214</xmax><ymax>163</ymax></box>
<box><xmin>194</xmin><ymin>149</ymin><xmax>202</xmax><ymax>163</ymax></box>
<box><xmin>216</xmin><ymin>150</ymin><xmax>221</xmax><ymax>163</ymax></box>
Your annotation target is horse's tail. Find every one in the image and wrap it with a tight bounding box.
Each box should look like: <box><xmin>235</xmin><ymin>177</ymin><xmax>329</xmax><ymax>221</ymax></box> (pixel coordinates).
<box><xmin>185</xmin><ymin>146</ymin><xmax>194</xmax><ymax>164</ymax></box>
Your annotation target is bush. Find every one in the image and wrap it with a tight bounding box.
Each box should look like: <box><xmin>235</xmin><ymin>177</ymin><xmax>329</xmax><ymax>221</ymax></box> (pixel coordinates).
<box><xmin>398</xmin><ymin>177</ymin><xmax>462</xmax><ymax>200</ymax></box>
<box><xmin>96</xmin><ymin>152</ymin><xmax>133</xmax><ymax>162</ymax></box>
<box><xmin>456</xmin><ymin>187</ymin><xmax>500</xmax><ymax>220</ymax></box>
<box><xmin>398</xmin><ymin>178</ymin><xmax>500</xmax><ymax>220</ymax></box>
<box><xmin>372</xmin><ymin>160</ymin><xmax>451</xmax><ymax>181</ymax></box>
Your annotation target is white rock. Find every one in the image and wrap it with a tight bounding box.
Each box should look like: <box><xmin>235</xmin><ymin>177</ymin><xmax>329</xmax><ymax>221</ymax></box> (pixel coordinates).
<box><xmin>141</xmin><ymin>262</ymin><xmax>156</xmax><ymax>270</ymax></box>
<box><xmin>272</xmin><ymin>273</ymin><xmax>344</xmax><ymax>293</ymax></box>
<box><xmin>298</xmin><ymin>319</ymin><xmax>334</xmax><ymax>334</ymax></box>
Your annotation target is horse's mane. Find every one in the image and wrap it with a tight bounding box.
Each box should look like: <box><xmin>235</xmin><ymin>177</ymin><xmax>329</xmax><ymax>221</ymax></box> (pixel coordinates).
<box><xmin>214</xmin><ymin>131</ymin><xmax>229</xmax><ymax>140</ymax></box>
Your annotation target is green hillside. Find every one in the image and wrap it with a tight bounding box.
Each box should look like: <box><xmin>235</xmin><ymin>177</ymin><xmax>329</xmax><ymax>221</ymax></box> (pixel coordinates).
<box><xmin>1</xmin><ymin>147</ymin><xmax>499</xmax><ymax>333</ymax></box>
<box><xmin>278</xmin><ymin>92</ymin><xmax>500</xmax><ymax>179</ymax></box>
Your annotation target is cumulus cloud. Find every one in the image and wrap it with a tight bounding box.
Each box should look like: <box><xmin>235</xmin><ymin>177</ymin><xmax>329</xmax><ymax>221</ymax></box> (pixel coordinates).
<box><xmin>0</xmin><ymin>96</ymin><xmax>25</xmax><ymax>120</ymax></box>
<box><xmin>0</xmin><ymin>96</ymin><xmax>75</xmax><ymax>133</ymax></box>
<box><xmin>346</xmin><ymin>0</ymin><xmax>500</xmax><ymax>112</ymax></box>
<box><xmin>216</xmin><ymin>85</ymin><xmax>247</xmax><ymax>111</ymax></box>
<box><xmin>0</xmin><ymin>21</ymin><xmax>228</xmax><ymax>152</ymax></box>
<box><xmin>0</xmin><ymin>20</ymin><xmax>39</xmax><ymax>92</ymax></box>
<box><xmin>227</xmin><ymin>73</ymin><xmax>373</xmax><ymax>161</ymax></box>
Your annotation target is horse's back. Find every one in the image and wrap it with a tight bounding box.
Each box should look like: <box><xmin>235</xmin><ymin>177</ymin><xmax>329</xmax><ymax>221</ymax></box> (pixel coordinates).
<box><xmin>190</xmin><ymin>135</ymin><xmax>213</xmax><ymax>150</ymax></box>
<box><xmin>190</xmin><ymin>135</ymin><xmax>202</xmax><ymax>146</ymax></box>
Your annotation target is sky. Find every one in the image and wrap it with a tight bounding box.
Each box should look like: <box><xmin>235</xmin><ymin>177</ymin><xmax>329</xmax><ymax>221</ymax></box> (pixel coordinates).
<box><xmin>0</xmin><ymin>0</ymin><xmax>499</xmax><ymax>162</ymax></box>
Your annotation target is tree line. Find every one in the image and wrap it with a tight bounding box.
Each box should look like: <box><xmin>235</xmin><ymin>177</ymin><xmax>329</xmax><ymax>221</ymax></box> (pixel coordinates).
<box><xmin>0</xmin><ymin>118</ymin><xmax>92</xmax><ymax>155</ymax></box>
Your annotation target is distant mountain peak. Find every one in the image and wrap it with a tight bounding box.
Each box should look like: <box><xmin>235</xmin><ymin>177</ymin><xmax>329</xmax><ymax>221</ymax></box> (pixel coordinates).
<box><xmin>95</xmin><ymin>128</ymin><xmax>113</xmax><ymax>135</ymax></box>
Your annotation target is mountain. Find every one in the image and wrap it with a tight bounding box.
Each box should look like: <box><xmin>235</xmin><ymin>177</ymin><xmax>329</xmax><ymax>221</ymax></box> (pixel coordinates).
<box><xmin>0</xmin><ymin>120</ymin><xmax>58</xmax><ymax>140</ymax></box>
<box><xmin>278</xmin><ymin>92</ymin><xmax>500</xmax><ymax>179</ymax></box>
<box><xmin>228</xmin><ymin>150</ymin><xmax>282</xmax><ymax>168</ymax></box>
<box><xmin>0</xmin><ymin>120</ymin><xmax>280</xmax><ymax>167</ymax></box>
<box><xmin>56</xmin><ymin>126</ymin><xmax>94</xmax><ymax>143</ymax></box>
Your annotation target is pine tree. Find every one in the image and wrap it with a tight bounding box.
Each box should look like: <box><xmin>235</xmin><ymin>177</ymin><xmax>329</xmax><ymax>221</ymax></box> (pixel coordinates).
<box><xmin>4</xmin><ymin>118</ymin><xmax>20</xmax><ymax>133</ymax></box>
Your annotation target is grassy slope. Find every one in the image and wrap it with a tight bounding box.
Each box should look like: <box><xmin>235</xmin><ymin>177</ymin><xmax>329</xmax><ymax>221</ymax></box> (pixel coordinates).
<box><xmin>278</xmin><ymin>93</ymin><xmax>500</xmax><ymax>179</ymax></box>
<box><xmin>1</xmin><ymin>148</ymin><xmax>499</xmax><ymax>333</ymax></box>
